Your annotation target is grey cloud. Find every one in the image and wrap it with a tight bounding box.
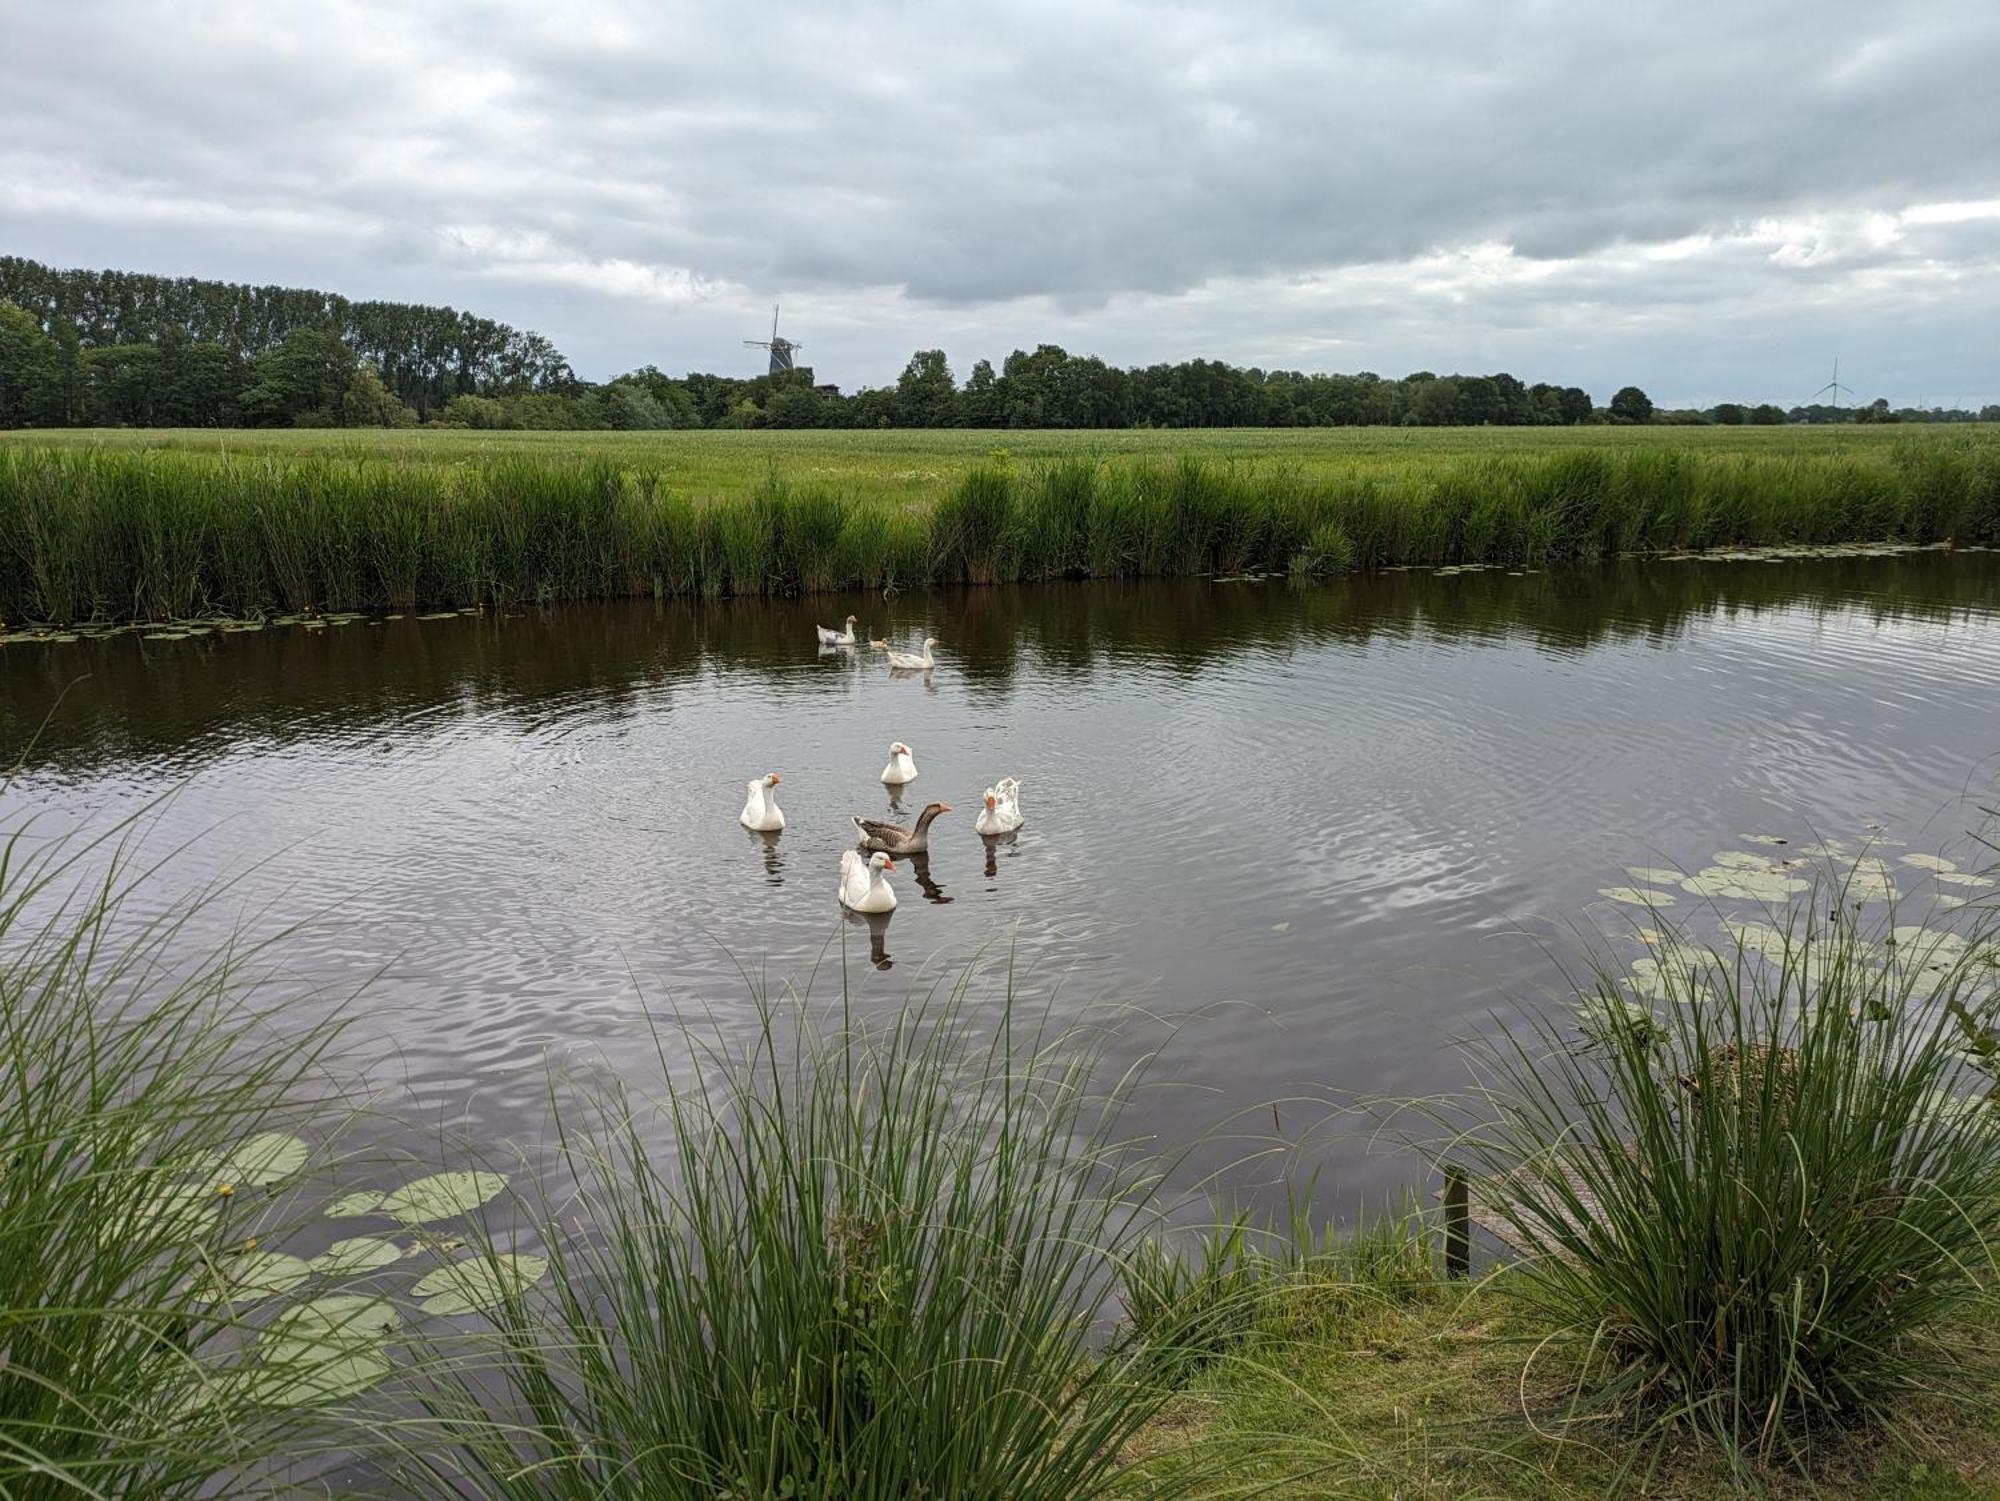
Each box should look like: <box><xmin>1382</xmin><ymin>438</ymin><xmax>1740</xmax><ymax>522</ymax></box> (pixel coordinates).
<box><xmin>3</xmin><ymin>0</ymin><xmax>1997</xmax><ymax>399</ymax></box>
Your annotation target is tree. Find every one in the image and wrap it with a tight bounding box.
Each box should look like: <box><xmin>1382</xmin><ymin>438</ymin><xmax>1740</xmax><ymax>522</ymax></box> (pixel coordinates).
<box><xmin>894</xmin><ymin>350</ymin><xmax>957</xmax><ymax>427</ymax></box>
<box><xmin>1710</xmin><ymin>402</ymin><xmax>1746</xmax><ymax>425</ymax></box>
<box><xmin>1609</xmin><ymin>386</ymin><xmax>1654</xmax><ymax>424</ymax></box>
<box><xmin>0</xmin><ymin>300</ymin><xmax>60</xmax><ymax>426</ymax></box>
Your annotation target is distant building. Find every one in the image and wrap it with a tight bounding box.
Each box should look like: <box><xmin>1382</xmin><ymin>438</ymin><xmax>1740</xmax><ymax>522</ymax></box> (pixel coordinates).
<box><xmin>814</xmin><ymin>383</ymin><xmax>841</xmax><ymax>398</ymax></box>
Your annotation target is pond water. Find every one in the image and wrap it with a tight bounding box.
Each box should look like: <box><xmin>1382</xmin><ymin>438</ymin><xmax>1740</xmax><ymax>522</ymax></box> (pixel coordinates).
<box><xmin>4</xmin><ymin>552</ymin><xmax>1998</xmax><ymax>1204</ymax></box>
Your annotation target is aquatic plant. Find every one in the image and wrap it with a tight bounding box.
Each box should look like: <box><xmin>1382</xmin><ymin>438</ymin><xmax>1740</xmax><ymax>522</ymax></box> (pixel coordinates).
<box><xmin>2</xmin><ymin>430</ymin><xmax>1996</xmax><ymax>621</ymax></box>
<box><xmin>382</xmin><ymin>967</ymin><xmax>1221</xmax><ymax>1500</ymax></box>
<box><xmin>1451</xmin><ymin>885</ymin><xmax>2000</xmax><ymax>1477</ymax></box>
<box><xmin>0</xmin><ymin>820</ymin><xmax>354</xmax><ymax>1495</ymax></box>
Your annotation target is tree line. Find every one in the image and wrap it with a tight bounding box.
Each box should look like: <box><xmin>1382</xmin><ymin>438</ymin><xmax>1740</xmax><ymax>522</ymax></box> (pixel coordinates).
<box><xmin>3</xmin><ymin>260</ymin><xmax>1995</xmax><ymax>431</ymax></box>
<box><xmin>0</xmin><ymin>258</ymin><xmax>572</xmax><ymax>424</ymax></box>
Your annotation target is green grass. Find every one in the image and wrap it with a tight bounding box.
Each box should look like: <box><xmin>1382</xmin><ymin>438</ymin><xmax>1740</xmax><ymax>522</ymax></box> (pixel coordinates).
<box><xmin>2</xmin><ymin>427</ymin><xmax>1996</xmax><ymax>622</ymax></box>
<box><xmin>1438</xmin><ymin>887</ymin><xmax>2000</xmax><ymax>1482</ymax></box>
<box><xmin>0</xmin><ymin>818</ymin><xmax>352</xmax><ymax>1496</ymax></box>
<box><xmin>377</xmin><ymin>967</ymin><xmax>1222</xmax><ymax>1501</ymax></box>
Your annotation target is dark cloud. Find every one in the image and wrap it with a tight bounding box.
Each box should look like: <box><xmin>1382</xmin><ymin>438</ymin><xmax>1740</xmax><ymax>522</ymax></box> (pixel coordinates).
<box><xmin>3</xmin><ymin>0</ymin><xmax>1997</xmax><ymax>401</ymax></box>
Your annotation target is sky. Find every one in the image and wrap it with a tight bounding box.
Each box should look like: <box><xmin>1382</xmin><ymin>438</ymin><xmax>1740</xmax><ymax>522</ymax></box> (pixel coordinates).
<box><xmin>5</xmin><ymin>0</ymin><xmax>1999</xmax><ymax>407</ymax></box>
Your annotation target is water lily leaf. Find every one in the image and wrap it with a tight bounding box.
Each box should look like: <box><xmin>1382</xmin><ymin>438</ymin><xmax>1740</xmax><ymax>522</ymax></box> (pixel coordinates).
<box><xmin>1681</xmin><ymin>868</ymin><xmax>1810</xmax><ymax>902</ymax></box>
<box><xmin>204</xmin><ymin>1132</ymin><xmax>308</xmax><ymax>1188</ymax></box>
<box><xmin>250</xmin><ymin>1349</ymin><xmax>393</xmax><ymax>1409</ymax></box>
<box><xmin>1936</xmin><ymin>895</ymin><xmax>1967</xmax><ymax>910</ymax></box>
<box><xmin>261</xmin><ymin>1294</ymin><xmax>399</xmax><ymax>1364</ymax></box>
<box><xmin>143</xmin><ymin>631</ymin><xmax>190</xmax><ymax>641</ymax></box>
<box><xmin>1799</xmin><ymin>841</ymin><xmax>1850</xmax><ymax>858</ymax></box>
<box><xmin>1901</xmin><ymin>853</ymin><xmax>1959</xmax><ymax>874</ymax></box>
<box><xmin>414</xmin><ymin>1253</ymin><xmax>549</xmax><ymax>1315</ymax></box>
<box><xmin>1269</xmin><ymin>921</ymin><xmax>1290</xmax><ymax>933</ymax></box>
<box><xmin>417</xmin><ymin>611</ymin><xmax>458</xmax><ymax>620</ymax></box>
<box><xmin>212</xmin><ymin>1252</ymin><xmax>311</xmax><ymax>1305</ymax></box>
<box><xmin>326</xmin><ymin>1191</ymin><xmax>382</xmax><ymax>1219</ymax></box>
<box><xmin>1599</xmin><ymin>886</ymin><xmax>1673</xmax><ymax>907</ymax></box>
<box><xmin>1741</xmin><ymin>833</ymin><xmax>1789</xmax><ymax>845</ymax></box>
<box><xmin>311</xmin><ymin>1236</ymin><xmax>402</xmax><ymax>1277</ymax></box>
<box><xmin>377</xmin><ymin>1171</ymin><xmax>508</xmax><ymax>1226</ymax></box>
<box><xmin>1935</xmin><ymin>872</ymin><xmax>1996</xmax><ymax>889</ymax></box>
<box><xmin>1712</xmin><ymin>851</ymin><xmax>1785</xmax><ymax>872</ymax></box>
<box><xmin>1625</xmin><ymin>866</ymin><xmax>1683</xmax><ymax>886</ymax></box>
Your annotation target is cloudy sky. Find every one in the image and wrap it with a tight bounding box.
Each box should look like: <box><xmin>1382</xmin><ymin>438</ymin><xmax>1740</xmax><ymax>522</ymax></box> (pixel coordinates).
<box><xmin>7</xmin><ymin>0</ymin><xmax>1999</xmax><ymax>406</ymax></box>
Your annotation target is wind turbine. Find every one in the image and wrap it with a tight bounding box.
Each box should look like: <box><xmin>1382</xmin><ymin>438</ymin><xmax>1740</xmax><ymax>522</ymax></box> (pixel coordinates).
<box><xmin>1813</xmin><ymin>357</ymin><xmax>1853</xmax><ymax>410</ymax></box>
<box><xmin>744</xmin><ymin>305</ymin><xmax>801</xmax><ymax>376</ymax></box>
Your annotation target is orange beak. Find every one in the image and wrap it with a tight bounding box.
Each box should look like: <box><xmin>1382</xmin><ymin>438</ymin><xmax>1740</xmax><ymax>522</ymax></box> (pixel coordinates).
<box><xmin>985</xmin><ymin>794</ymin><xmax>996</xmax><ymax>809</ymax></box>
<box><xmin>939</xmin><ymin>803</ymin><xmax>952</xmax><ymax>813</ymax></box>
<box><xmin>769</xmin><ymin>773</ymin><xmax>782</xmax><ymax>785</ymax></box>
<box><xmin>882</xmin><ymin>859</ymin><xmax>897</xmax><ymax>872</ymax></box>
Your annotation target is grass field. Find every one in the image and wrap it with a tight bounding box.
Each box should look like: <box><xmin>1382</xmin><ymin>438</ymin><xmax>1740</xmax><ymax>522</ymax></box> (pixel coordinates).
<box><xmin>4</xmin><ymin>422</ymin><xmax>1983</xmax><ymax>508</ymax></box>
<box><xmin>2</xmin><ymin>425</ymin><xmax>1996</xmax><ymax>622</ymax></box>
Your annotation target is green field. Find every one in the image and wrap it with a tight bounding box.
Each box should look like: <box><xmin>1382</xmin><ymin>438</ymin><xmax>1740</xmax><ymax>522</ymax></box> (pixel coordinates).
<box><xmin>5</xmin><ymin>422</ymin><xmax>1982</xmax><ymax>507</ymax></box>
<box><xmin>2</xmin><ymin>425</ymin><xmax>1996</xmax><ymax>623</ymax></box>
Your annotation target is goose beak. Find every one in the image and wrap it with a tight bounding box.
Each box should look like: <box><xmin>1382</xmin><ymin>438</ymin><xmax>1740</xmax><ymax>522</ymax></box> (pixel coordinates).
<box><xmin>768</xmin><ymin>773</ymin><xmax>781</xmax><ymax>785</ymax></box>
<box><xmin>938</xmin><ymin>803</ymin><xmax>952</xmax><ymax>813</ymax></box>
<box><xmin>985</xmin><ymin>795</ymin><xmax>996</xmax><ymax>809</ymax></box>
<box><xmin>882</xmin><ymin>860</ymin><xmax>897</xmax><ymax>872</ymax></box>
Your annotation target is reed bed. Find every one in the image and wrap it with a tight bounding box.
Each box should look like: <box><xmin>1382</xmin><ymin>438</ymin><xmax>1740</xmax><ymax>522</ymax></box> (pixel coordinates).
<box><xmin>1</xmin><ymin>435</ymin><xmax>1996</xmax><ymax>622</ymax></box>
<box><xmin>0</xmin><ymin>820</ymin><xmax>352</xmax><ymax>1496</ymax></box>
<box><xmin>1447</xmin><ymin>888</ymin><xmax>2000</xmax><ymax>1480</ymax></box>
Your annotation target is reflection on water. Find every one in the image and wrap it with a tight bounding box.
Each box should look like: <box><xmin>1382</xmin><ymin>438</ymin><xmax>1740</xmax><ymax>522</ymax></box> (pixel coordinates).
<box><xmin>2</xmin><ymin>553</ymin><xmax>1997</xmax><ymax>1203</ymax></box>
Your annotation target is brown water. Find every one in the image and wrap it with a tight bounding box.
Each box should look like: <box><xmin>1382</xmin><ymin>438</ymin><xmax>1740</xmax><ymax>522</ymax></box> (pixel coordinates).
<box><xmin>4</xmin><ymin>554</ymin><xmax>1998</xmax><ymax>1202</ymax></box>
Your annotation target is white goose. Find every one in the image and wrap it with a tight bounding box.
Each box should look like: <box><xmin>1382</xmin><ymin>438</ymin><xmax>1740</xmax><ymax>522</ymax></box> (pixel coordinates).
<box><xmin>838</xmin><ymin>849</ymin><xmax>898</xmax><ymax>912</ymax></box>
<box><xmin>816</xmin><ymin>615</ymin><xmax>859</xmax><ymax>647</ymax></box>
<box><xmin>739</xmin><ymin>772</ymin><xmax>784</xmax><ymax>832</ymax></box>
<box><xmin>975</xmin><ymin>776</ymin><xmax>1024</xmax><ymax>835</ymax></box>
<box><xmin>885</xmin><ymin>638</ymin><xmax>937</xmax><ymax>672</ymax></box>
<box><xmin>880</xmin><ymin>741</ymin><xmax>918</xmax><ymax>785</ymax></box>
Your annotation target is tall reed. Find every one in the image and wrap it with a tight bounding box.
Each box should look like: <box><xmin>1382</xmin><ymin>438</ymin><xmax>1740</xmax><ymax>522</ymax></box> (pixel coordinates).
<box><xmin>1</xmin><ymin>436</ymin><xmax>1996</xmax><ymax>621</ymax></box>
<box><xmin>383</xmin><ymin>966</ymin><xmax>1219</xmax><ymax>1500</ymax></box>
<box><xmin>0</xmin><ymin>819</ymin><xmax>350</xmax><ymax>1495</ymax></box>
<box><xmin>1448</xmin><ymin>890</ymin><xmax>2000</xmax><ymax>1478</ymax></box>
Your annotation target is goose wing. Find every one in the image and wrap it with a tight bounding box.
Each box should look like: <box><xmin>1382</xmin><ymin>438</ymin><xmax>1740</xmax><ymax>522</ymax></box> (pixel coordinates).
<box><xmin>853</xmin><ymin>815</ymin><xmax>909</xmax><ymax>846</ymax></box>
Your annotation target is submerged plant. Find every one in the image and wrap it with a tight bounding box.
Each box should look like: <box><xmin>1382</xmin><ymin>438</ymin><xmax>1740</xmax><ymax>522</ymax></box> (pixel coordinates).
<box><xmin>385</xmin><ymin>964</ymin><xmax>1219</xmax><ymax>1500</ymax></box>
<box><xmin>1453</xmin><ymin>887</ymin><xmax>2000</xmax><ymax>1476</ymax></box>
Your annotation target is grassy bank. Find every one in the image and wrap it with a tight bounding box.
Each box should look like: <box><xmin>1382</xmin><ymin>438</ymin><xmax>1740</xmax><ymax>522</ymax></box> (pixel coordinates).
<box><xmin>5</xmin><ymin>826</ymin><xmax>1997</xmax><ymax>1495</ymax></box>
<box><xmin>0</xmin><ymin>428</ymin><xmax>1996</xmax><ymax>622</ymax></box>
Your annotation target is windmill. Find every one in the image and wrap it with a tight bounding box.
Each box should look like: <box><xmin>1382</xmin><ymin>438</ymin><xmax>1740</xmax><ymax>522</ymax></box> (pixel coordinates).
<box><xmin>744</xmin><ymin>305</ymin><xmax>801</xmax><ymax>376</ymax></box>
<box><xmin>1813</xmin><ymin>357</ymin><xmax>1853</xmax><ymax>410</ymax></box>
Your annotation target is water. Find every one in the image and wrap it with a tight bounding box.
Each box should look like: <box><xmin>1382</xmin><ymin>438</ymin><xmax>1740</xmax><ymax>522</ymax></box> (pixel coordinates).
<box><xmin>4</xmin><ymin>553</ymin><xmax>1998</xmax><ymax>1203</ymax></box>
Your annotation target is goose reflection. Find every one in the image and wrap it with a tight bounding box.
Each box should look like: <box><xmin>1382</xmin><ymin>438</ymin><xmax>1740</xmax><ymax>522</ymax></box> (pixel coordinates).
<box><xmin>884</xmin><ymin>785</ymin><xmax>908</xmax><ymax>816</ymax></box>
<box><xmin>843</xmin><ymin>907</ymin><xmax>895</xmax><ymax>970</ymax></box>
<box><xmin>980</xmin><ymin>829</ymin><xmax>1019</xmax><ymax>880</ymax></box>
<box><xmin>745</xmin><ymin>826</ymin><xmax>784</xmax><ymax>885</ymax></box>
<box><xmin>906</xmin><ymin>852</ymin><xmax>952</xmax><ymax>905</ymax></box>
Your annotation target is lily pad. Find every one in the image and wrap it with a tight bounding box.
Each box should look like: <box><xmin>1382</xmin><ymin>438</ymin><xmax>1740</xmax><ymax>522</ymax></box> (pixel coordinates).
<box><xmin>413</xmin><ymin>1253</ymin><xmax>549</xmax><ymax>1315</ymax></box>
<box><xmin>377</xmin><ymin>1171</ymin><xmax>508</xmax><ymax>1226</ymax></box>
<box><xmin>1599</xmin><ymin>886</ymin><xmax>1673</xmax><ymax>907</ymax></box>
<box><xmin>1741</xmin><ymin>833</ymin><xmax>1789</xmax><ymax>846</ymax></box>
<box><xmin>1712</xmin><ymin>850</ymin><xmax>1788</xmax><ymax>872</ymax></box>
<box><xmin>1935</xmin><ymin>872</ymin><xmax>1996</xmax><ymax>889</ymax></box>
<box><xmin>212</xmin><ymin>1251</ymin><xmax>312</xmax><ymax>1305</ymax></box>
<box><xmin>326</xmin><ymin>1190</ymin><xmax>383</xmax><ymax>1219</ymax></box>
<box><xmin>204</xmin><ymin>1132</ymin><xmax>308</xmax><ymax>1189</ymax></box>
<box><xmin>1681</xmin><ymin>867</ymin><xmax>1810</xmax><ymax>902</ymax></box>
<box><xmin>250</xmin><ymin>1349</ymin><xmax>393</xmax><ymax>1409</ymax></box>
<box><xmin>1901</xmin><ymin>854</ymin><xmax>1959</xmax><ymax>874</ymax></box>
<box><xmin>1625</xmin><ymin>866</ymin><xmax>1684</xmax><ymax>886</ymax></box>
<box><xmin>310</xmin><ymin>1236</ymin><xmax>402</xmax><ymax>1277</ymax></box>
<box><xmin>261</xmin><ymin>1294</ymin><xmax>399</xmax><ymax>1364</ymax></box>
<box><xmin>143</xmin><ymin>631</ymin><xmax>191</xmax><ymax>641</ymax></box>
